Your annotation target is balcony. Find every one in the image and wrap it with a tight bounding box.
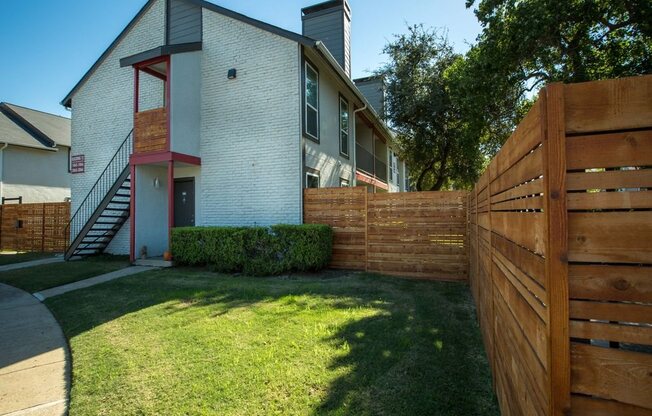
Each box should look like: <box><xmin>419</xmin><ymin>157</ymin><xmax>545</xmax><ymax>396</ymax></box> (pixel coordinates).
<box><xmin>134</xmin><ymin>108</ymin><xmax>168</xmax><ymax>154</ymax></box>
<box><xmin>356</xmin><ymin>144</ymin><xmax>387</xmax><ymax>183</ymax></box>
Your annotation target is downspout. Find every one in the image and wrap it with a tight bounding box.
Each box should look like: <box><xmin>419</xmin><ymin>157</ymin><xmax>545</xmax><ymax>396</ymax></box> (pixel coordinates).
<box><xmin>352</xmin><ymin>105</ymin><xmax>367</xmax><ymax>187</ymax></box>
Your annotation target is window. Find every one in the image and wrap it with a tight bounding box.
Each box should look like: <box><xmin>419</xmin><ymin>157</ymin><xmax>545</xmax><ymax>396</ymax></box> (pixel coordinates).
<box><xmin>305</xmin><ymin>62</ymin><xmax>319</xmax><ymax>140</ymax></box>
<box><xmin>340</xmin><ymin>178</ymin><xmax>350</xmax><ymax>187</ymax></box>
<box><xmin>306</xmin><ymin>171</ymin><xmax>320</xmax><ymax>188</ymax></box>
<box><xmin>339</xmin><ymin>97</ymin><xmax>349</xmax><ymax>157</ymax></box>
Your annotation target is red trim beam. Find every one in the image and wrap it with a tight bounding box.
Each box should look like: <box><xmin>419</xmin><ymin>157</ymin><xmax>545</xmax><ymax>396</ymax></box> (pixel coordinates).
<box><xmin>356</xmin><ymin>171</ymin><xmax>389</xmax><ymax>190</ymax></box>
<box><xmin>130</xmin><ymin>151</ymin><xmax>201</xmax><ymax>166</ymax></box>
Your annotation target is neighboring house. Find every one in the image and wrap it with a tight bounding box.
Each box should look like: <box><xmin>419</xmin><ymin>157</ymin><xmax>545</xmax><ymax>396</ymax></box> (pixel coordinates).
<box><xmin>61</xmin><ymin>0</ymin><xmax>410</xmax><ymax>261</ymax></box>
<box><xmin>0</xmin><ymin>102</ymin><xmax>71</xmax><ymax>203</ymax></box>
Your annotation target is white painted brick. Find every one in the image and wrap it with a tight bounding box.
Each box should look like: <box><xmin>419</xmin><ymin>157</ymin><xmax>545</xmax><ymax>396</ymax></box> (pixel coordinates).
<box><xmin>69</xmin><ymin>0</ymin><xmax>165</xmax><ymax>255</ymax></box>
<box><xmin>198</xmin><ymin>10</ymin><xmax>302</xmax><ymax>227</ymax></box>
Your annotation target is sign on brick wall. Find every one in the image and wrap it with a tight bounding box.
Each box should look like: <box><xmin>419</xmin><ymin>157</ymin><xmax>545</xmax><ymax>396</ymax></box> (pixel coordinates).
<box><xmin>71</xmin><ymin>155</ymin><xmax>85</xmax><ymax>174</ymax></box>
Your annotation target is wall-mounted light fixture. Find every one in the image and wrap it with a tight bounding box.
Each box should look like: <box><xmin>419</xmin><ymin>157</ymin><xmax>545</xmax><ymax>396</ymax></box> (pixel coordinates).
<box><xmin>227</xmin><ymin>68</ymin><xmax>237</xmax><ymax>80</ymax></box>
<box><xmin>153</xmin><ymin>177</ymin><xmax>160</xmax><ymax>188</ymax></box>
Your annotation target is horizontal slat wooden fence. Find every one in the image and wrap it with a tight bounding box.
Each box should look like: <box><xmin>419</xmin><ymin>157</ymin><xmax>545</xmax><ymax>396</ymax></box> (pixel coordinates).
<box><xmin>468</xmin><ymin>75</ymin><xmax>652</xmax><ymax>416</ymax></box>
<box><xmin>0</xmin><ymin>202</ymin><xmax>70</xmax><ymax>253</ymax></box>
<box><xmin>304</xmin><ymin>188</ymin><xmax>468</xmax><ymax>281</ymax></box>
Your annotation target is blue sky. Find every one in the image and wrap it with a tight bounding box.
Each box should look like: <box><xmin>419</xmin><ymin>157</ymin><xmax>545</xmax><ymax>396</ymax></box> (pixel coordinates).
<box><xmin>0</xmin><ymin>1</ymin><xmax>481</xmax><ymax>117</ymax></box>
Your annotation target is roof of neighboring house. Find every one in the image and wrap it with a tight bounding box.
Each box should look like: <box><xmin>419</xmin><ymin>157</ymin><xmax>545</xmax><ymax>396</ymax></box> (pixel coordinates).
<box><xmin>0</xmin><ymin>103</ymin><xmax>71</xmax><ymax>150</ymax></box>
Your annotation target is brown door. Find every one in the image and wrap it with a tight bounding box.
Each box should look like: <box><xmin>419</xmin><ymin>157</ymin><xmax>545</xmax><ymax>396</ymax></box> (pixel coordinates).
<box><xmin>174</xmin><ymin>178</ymin><xmax>195</xmax><ymax>227</ymax></box>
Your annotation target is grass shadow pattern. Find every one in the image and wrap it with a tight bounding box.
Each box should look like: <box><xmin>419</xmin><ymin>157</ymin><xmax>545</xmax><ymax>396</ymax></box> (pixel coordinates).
<box><xmin>46</xmin><ymin>268</ymin><xmax>499</xmax><ymax>415</ymax></box>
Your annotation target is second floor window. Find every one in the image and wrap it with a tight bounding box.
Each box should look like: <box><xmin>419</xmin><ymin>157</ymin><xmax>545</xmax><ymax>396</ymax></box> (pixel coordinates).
<box><xmin>340</xmin><ymin>97</ymin><xmax>349</xmax><ymax>157</ymax></box>
<box><xmin>305</xmin><ymin>62</ymin><xmax>319</xmax><ymax>140</ymax></box>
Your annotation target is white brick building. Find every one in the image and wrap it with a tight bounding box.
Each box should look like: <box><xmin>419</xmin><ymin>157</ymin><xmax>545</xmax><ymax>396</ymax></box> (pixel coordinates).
<box><xmin>61</xmin><ymin>0</ymin><xmax>408</xmax><ymax>260</ymax></box>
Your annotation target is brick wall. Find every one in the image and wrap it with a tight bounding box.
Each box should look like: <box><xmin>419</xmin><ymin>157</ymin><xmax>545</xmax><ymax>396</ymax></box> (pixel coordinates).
<box><xmin>198</xmin><ymin>10</ymin><xmax>303</xmax><ymax>226</ymax></box>
<box><xmin>69</xmin><ymin>0</ymin><xmax>165</xmax><ymax>254</ymax></box>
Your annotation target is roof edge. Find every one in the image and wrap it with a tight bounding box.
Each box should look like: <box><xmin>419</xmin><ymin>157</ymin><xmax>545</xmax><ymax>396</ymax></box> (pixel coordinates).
<box><xmin>120</xmin><ymin>42</ymin><xmax>203</xmax><ymax>67</ymax></box>
<box><xmin>61</xmin><ymin>0</ymin><xmax>316</xmax><ymax>109</ymax></box>
<box><xmin>0</xmin><ymin>103</ymin><xmax>56</xmax><ymax>148</ymax></box>
<box><xmin>188</xmin><ymin>0</ymin><xmax>316</xmax><ymax>46</ymax></box>
<box><xmin>313</xmin><ymin>42</ymin><xmax>394</xmax><ymax>142</ymax></box>
<box><xmin>61</xmin><ymin>0</ymin><xmax>157</xmax><ymax>108</ymax></box>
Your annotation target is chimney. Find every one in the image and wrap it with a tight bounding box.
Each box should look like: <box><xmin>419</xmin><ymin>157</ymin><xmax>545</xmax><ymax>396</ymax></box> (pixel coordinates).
<box><xmin>302</xmin><ymin>0</ymin><xmax>351</xmax><ymax>77</ymax></box>
<box><xmin>354</xmin><ymin>75</ymin><xmax>386</xmax><ymax>119</ymax></box>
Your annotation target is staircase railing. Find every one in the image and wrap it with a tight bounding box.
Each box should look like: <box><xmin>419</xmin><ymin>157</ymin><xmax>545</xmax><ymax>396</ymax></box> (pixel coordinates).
<box><xmin>65</xmin><ymin>130</ymin><xmax>133</xmax><ymax>247</ymax></box>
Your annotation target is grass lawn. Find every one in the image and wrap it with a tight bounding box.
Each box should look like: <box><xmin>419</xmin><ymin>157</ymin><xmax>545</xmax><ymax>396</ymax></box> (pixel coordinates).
<box><xmin>0</xmin><ymin>251</ymin><xmax>55</xmax><ymax>266</ymax></box>
<box><xmin>0</xmin><ymin>255</ymin><xmax>130</xmax><ymax>293</ymax></box>
<box><xmin>46</xmin><ymin>269</ymin><xmax>499</xmax><ymax>416</ymax></box>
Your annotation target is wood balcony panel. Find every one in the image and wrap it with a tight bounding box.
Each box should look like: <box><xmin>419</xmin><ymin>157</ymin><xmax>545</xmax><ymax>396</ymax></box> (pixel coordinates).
<box><xmin>134</xmin><ymin>108</ymin><xmax>168</xmax><ymax>154</ymax></box>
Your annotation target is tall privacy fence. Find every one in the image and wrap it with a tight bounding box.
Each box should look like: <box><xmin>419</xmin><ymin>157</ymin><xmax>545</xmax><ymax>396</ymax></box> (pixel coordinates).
<box><xmin>0</xmin><ymin>202</ymin><xmax>70</xmax><ymax>253</ymax></box>
<box><xmin>304</xmin><ymin>187</ymin><xmax>468</xmax><ymax>281</ymax></box>
<box><xmin>468</xmin><ymin>75</ymin><xmax>651</xmax><ymax>416</ymax></box>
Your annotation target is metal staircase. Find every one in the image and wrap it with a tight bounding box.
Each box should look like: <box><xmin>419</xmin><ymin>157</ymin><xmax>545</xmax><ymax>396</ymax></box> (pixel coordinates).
<box><xmin>65</xmin><ymin>131</ymin><xmax>133</xmax><ymax>260</ymax></box>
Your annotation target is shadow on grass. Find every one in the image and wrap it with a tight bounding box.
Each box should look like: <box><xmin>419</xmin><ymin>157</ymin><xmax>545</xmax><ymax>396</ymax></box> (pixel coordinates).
<box><xmin>45</xmin><ymin>268</ymin><xmax>499</xmax><ymax>415</ymax></box>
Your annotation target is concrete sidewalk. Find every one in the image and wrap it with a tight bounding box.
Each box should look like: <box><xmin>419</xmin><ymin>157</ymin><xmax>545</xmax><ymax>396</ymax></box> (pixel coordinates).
<box><xmin>0</xmin><ymin>284</ymin><xmax>68</xmax><ymax>416</ymax></box>
<box><xmin>34</xmin><ymin>266</ymin><xmax>155</xmax><ymax>300</ymax></box>
<box><xmin>0</xmin><ymin>257</ymin><xmax>63</xmax><ymax>273</ymax></box>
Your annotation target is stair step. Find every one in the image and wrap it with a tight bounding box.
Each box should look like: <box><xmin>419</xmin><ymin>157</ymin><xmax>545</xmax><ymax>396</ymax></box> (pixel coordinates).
<box><xmin>108</xmin><ymin>201</ymin><xmax>130</xmax><ymax>205</ymax></box>
<box><xmin>114</xmin><ymin>193</ymin><xmax>131</xmax><ymax>198</ymax></box>
<box><xmin>86</xmin><ymin>231</ymin><xmax>116</xmax><ymax>237</ymax></box>
<box><xmin>94</xmin><ymin>221</ymin><xmax>121</xmax><ymax>225</ymax></box>
<box><xmin>99</xmin><ymin>214</ymin><xmax>128</xmax><ymax>219</ymax></box>
<box><xmin>75</xmin><ymin>249</ymin><xmax>102</xmax><ymax>255</ymax></box>
<box><xmin>103</xmin><ymin>208</ymin><xmax>129</xmax><ymax>212</ymax></box>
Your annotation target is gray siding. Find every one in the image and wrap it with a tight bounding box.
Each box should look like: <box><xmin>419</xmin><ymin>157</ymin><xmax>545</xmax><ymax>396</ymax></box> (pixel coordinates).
<box><xmin>355</xmin><ymin>78</ymin><xmax>385</xmax><ymax>118</ymax></box>
<box><xmin>302</xmin><ymin>4</ymin><xmax>351</xmax><ymax>76</ymax></box>
<box><xmin>167</xmin><ymin>0</ymin><xmax>202</xmax><ymax>45</ymax></box>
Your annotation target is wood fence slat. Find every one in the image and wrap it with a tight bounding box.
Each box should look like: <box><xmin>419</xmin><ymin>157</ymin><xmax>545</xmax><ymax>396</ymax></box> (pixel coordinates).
<box><xmin>567</xmin><ymin>190</ymin><xmax>652</xmax><ymax>210</ymax></box>
<box><xmin>564</xmin><ymin>76</ymin><xmax>652</xmax><ymax>134</ymax></box>
<box><xmin>568</xmin><ymin>211</ymin><xmax>652</xmax><ymax>263</ymax></box>
<box><xmin>571</xmin><ymin>395</ymin><xmax>652</xmax><ymax>416</ymax></box>
<box><xmin>490</xmin><ymin>212</ymin><xmax>546</xmax><ymax>255</ymax></box>
<box><xmin>571</xmin><ymin>343</ymin><xmax>652</xmax><ymax>409</ymax></box>
<box><xmin>566</xmin><ymin>169</ymin><xmax>652</xmax><ymax>191</ymax></box>
<box><xmin>570</xmin><ymin>320</ymin><xmax>652</xmax><ymax>345</ymax></box>
<box><xmin>569</xmin><ymin>264</ymin><xmax>652</xmax><ymax>303</ymax></box>
<box><xmin>566</xmin><ymin>130</ymin><xmax>652</xmax><ymax>170</ymax></box>
<box><xmin>491</xmin><ymin>146</ymin><xmax>544</xmax><ymax>196</ymax></box>
<box><xmin>570</xmin><ymin>300</ymin><xmax>651</xmax><ymax>323</ymax></box>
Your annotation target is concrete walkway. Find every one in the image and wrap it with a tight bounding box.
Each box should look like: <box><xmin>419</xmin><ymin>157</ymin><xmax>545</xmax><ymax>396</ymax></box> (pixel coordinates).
<box><xmin>0</xmin><ymin>284</ymin><xmax>68</xmax><ymax>416</ymax></box>
<box><xmin>34</xmin><ymin>266</ymin><xmax>155</xmax><ymax>300</ymax></box>
<box><xmin>0</xmin><ymin>258</ymin><xmax>63</xmax><ymax>273</ymax></box>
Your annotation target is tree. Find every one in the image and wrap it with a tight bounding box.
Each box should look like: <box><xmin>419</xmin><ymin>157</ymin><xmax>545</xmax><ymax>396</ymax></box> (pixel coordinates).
<box><xmin>464</xmin><ymin>0</ymin><xmax>652</xmax><ymax>128</ymax></box>
<box><xmin>380</xmin><ymin>26</ymin><xmax>483</xmax><ymax>191</ymax></box>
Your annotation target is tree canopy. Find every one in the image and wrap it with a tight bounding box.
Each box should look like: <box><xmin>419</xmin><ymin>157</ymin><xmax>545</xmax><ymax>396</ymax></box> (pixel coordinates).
<box><xmin>380</xmin><ymin>26</ymin><xmax>483</xmax><ymax>191</ymax></box>
<box><xmin>382</xmin><ymin>0</ymin><xmax>652</xmax><ymax>190</ymax></box>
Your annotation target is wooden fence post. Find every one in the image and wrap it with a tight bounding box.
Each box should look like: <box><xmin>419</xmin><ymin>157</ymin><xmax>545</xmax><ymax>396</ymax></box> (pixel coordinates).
<box><xmin>542</xmin><ymin>83</ymin><xmax>571</xmax><ymax>416</ymax></box>
<box><xmin>487</xmin><ymin>161</ymin><xmax>497</xmax><ymax>388</ymax></box>
<box><xmin>364</xmin><ymin>189</ymin><xmax>368</xmax><ymax>272</ymax></box>
<box><xmin>41</xmin><ymin>204</ymin><xmax>46</xmax><ymax>253</ymax></box>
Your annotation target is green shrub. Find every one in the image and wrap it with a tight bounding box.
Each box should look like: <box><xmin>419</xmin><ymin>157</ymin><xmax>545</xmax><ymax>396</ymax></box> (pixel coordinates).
<box><xmin>171</xmin><ymin>224</ymin><xmax>332</xmax><ymax>276</ymax></box>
